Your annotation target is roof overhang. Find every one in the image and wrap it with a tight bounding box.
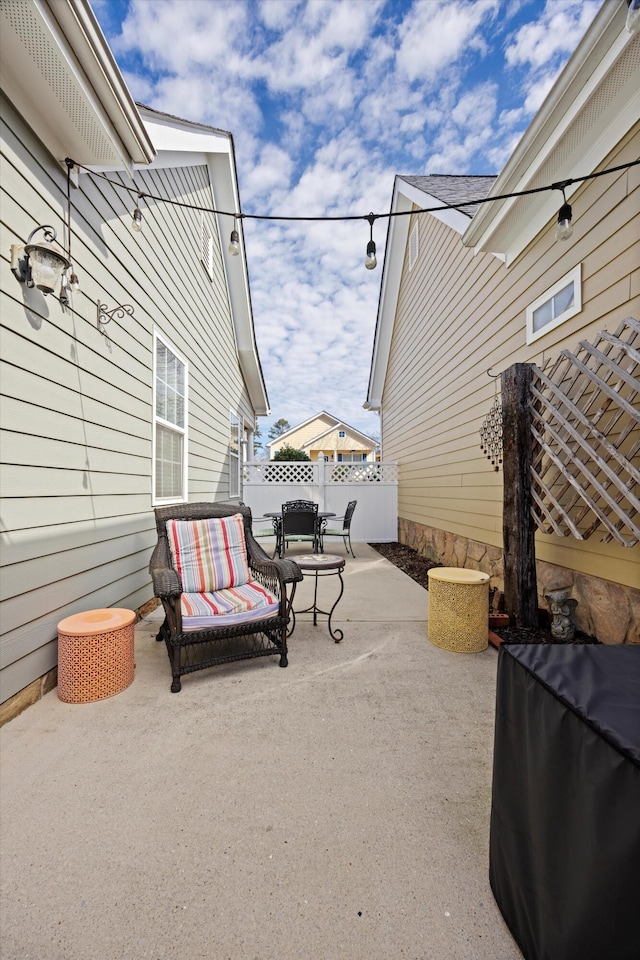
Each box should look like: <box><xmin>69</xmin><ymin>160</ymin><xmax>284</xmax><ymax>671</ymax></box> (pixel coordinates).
<box><xmin>462</xmin><ymin>0</ymin><xmax>640</xmax><ymax>264</ymax></box>
<box><xmin>0</xmin><ymin>0</ymin><xmax>154</xmax><ymax>170</ymax></box>
<box><xmin>138</xmin><ymin>108</ymin><xmax>270</xmax><ymax>416</ymax></box>
<box><xmin>365</xmin><ymin>178</ymin><xmax>434</xmax><ymax>412</ymax></box>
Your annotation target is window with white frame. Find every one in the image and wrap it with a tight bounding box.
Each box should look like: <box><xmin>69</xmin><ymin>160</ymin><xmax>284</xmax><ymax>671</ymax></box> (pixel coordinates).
<box><xmin>338</xmin><ymin>430</ymin><xmax>346</xmax><ymax>438</ymax></box>
<box><xmin>229</xmin><ymin>413</ymin><xmax>241</xmax><ymax>498</ymax></box>
<box><xmin>526</xmin><ymin>265</ymin><xmax>581</xmax><ymax>344</ymax></box>
<box><xmin>153</xmin><ymin>332</ymin><xmax>187</xmax><ymax>503</ymax></box>
<box><xmin>337</xmin><ymin>453</ymin><xmax>365</xmax><ymax>462</ymax></box>
<box><xmin>408</xmin><ymin>221</ymin><xmax>419</xmax><ymax>271</ymax></box>
<box><xmin>201</xmin><ymin>215</ymin><xmax>213</xmax><ymax>279</ymax></box>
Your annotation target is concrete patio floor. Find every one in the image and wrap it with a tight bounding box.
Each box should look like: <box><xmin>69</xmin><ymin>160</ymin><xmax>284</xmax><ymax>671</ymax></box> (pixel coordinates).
<box><xmin>0</xmin><ymin>543</ymin><xmax>522</xmax><ymax>960</ymax></box>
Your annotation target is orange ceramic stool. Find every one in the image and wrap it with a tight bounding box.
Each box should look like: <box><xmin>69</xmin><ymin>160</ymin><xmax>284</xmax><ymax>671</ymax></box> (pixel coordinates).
<box><xmin>57</xmin><ymin>608</ymin><xmax>135</xmax><ymax>703</ymax></box>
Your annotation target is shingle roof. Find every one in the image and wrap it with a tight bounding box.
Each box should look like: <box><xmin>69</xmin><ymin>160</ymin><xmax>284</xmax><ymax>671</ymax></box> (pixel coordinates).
<box><xmin>398</xmin><ymin>174</ymin><xmax>497</xmax><ymax>217</ymax></box>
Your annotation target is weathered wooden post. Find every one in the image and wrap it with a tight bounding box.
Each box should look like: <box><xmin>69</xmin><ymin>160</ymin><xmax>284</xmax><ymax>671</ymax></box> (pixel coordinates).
<box><xmin>501</xmin><ymin>363</ymin><xmax>538</xmax><ymax>627</ymax></box>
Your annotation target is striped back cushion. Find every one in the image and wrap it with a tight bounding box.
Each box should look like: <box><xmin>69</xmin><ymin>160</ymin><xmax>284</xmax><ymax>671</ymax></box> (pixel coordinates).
<box><xmin>166</xmin><ymin>515</ymin><xmax>250</xmax><ymax>592</ymax></box>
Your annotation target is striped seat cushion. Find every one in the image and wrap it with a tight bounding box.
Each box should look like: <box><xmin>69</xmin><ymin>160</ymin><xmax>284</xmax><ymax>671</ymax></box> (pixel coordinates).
<box><xmin>167</xmin><ymin>515</ymin><xmax>250</xmax><ymax>592</ymax></box>
<box><xmin>181</xmin><ymin>581</ymin><xmax>280</xmax><ymax>630</ymax></box>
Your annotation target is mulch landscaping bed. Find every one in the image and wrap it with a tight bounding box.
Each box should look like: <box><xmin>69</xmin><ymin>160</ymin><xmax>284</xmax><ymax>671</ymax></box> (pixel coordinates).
<box><xmin>369</xmin><ymin>541</ymin><xmax>598</xmax><ymax>645</ymax></box>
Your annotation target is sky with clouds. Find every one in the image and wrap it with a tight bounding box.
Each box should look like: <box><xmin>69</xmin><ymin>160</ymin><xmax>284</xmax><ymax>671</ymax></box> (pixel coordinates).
<box><xmin>92</xmin><ymin>0</ymin><xmax>600</xmax><ymax>442</ymax></box>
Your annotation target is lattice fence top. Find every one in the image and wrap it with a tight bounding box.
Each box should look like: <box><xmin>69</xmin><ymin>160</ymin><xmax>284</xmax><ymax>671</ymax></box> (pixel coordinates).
<box><xmin>529</xmin><ymin>317</ymin><xmax>640</xmax><ymax>547</ymax></box>
<box><xmin>244</xmin><ymin>460</ymin><xmax>398</xmax><ymax>484</ymax></box>
<box><xmin>327</xmin><ymin>462</ymin><xmax>398</xmax><ymax>483</ymax></box>
<box><xmin>245</xmin><ymin>461</ymin><xmax>316</xmax><ymax>483</ymax></box>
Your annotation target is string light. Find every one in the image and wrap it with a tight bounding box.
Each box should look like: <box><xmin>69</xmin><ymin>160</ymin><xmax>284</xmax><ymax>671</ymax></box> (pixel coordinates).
<box><xmin>554</xmin><ymin>182</ymin><xmax>573</xmax><ymax>242</ymax></box>
<box><xmin>364</xmin><ymin>213</ymin><xmax>377</xmax><ymax>270</ymax></box>
<box><xmin>229</xmin><ymin>219</ymin><xmax>241</xmax><ymax>256</ymax></box>
<box><xmin>65</xmin><ymin>158</ymin><xmax>640</xmax><ymax>267</ymax></box>
<box><xmin>131</xmin><ymin>193</ymin><xmax>144</xmax><ymax>232</ymax></box>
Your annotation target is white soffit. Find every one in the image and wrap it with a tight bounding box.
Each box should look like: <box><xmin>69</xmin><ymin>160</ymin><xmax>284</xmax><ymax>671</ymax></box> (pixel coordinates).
<box><xmin>463</xmin><ymin>2</ymin><xmax>640</xmax><ymax>263</ymax></box>
<box><xmin>0</xmin><ymin>0</ymin><xmax>153</xmax><ymax>169</ymax></box>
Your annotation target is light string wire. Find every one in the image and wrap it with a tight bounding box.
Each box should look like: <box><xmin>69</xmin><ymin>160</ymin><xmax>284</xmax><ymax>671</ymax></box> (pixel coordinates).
<box><xmin>66</xmin><ymin>157</ymin><xmax>640</xmax><ymax>226</ymax></box>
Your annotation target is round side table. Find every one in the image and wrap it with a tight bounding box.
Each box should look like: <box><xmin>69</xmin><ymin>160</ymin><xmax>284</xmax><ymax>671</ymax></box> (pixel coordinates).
<box><xmin>289</xmin><ymin>554</ymin><xmax>345</xmax><ymax>642</ymax></box>
<box><xmin>57</xmin><ymin>608</ymin><xmax>136</xmax><ymax>702</ymax></box>
<box><xmin>427</xmin><ymin>568</ymin><xmax>489</xmax><ymax>653</ymax></box>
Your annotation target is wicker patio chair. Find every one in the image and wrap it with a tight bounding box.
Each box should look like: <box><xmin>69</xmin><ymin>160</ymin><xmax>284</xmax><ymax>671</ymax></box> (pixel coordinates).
<box><xmin>319</xmin><ymin>500</ymin><xmax>357</xmax><ymax>557</ymax></box>
<box><xmin>280</xmin><ymin>500</ymin><xmax>320</xmax><ymax>556</ymax></box>
<box><xmin>149</xmin><ymin>502</ymin><xmax>302</xmax><ymax>692</ymax></box>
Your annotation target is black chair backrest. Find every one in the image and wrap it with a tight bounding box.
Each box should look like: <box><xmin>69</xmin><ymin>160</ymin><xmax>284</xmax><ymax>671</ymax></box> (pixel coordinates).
<box><xmin>282</xmin><ymin>501</ymin><xmax>318</xmax><ymax>536</ymax></box>
<box><xmin>343</xmin><ymin>500</ymin><xmax>357</xmax><ymax>528</ymax></box>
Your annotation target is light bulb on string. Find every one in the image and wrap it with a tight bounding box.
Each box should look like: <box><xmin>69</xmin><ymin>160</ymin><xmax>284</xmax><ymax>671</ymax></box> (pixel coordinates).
<box><xmin>553</xmin><ymin>184</ymin><xmax>573</xmax><ymax>242</ymax></box>
<box><xmin>364</xmin><ymin>213</ymin><xmax>377</xmax><ymax>270</ymax></box>
<box><xmin>365</xmin><ymin>240</ymin><xmax>377</xmax><ymax>270</ymax></box>
<box><xmin>229</xmin><ymin>220</ymin><xmax>240</xmax><ymax>256</ymax></box>
<box><xmin>131</xmin><ymin>193</ymin><xmax>144</xmax><ymax>233</ymax></box>
<box><xmin>626</xmin><ymin>0</ymin><xmax>640</xmax><ymax>33</ymax></box>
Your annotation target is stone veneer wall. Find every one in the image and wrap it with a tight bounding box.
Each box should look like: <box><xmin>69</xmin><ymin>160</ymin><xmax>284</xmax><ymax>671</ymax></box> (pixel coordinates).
<box><xmin>399</xmin><ymin>518</ymin><xmax>640</xmax><ymax>645</ymax></box>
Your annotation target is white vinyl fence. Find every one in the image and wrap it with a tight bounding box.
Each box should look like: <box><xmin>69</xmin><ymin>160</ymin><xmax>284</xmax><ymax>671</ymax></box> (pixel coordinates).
<box><xmin>242</xmin><ymin>461</ymin><xmax>398</xmax><ymax>542</ymax></box>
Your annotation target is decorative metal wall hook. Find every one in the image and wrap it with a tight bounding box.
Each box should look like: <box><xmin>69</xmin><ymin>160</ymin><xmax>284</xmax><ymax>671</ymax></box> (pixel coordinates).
<box><xmin>97</xmin><ymin>300</ymin><xmax>135</xmax><ymax>333</ymax></box>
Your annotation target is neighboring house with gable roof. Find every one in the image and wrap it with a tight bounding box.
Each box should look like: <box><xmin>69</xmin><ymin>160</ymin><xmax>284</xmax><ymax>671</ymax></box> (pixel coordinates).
<box><xmin>266</xmin><ymin>412</ymin><xmax>378</xmax><ymax>462</ymax></box>
<box><xmin>366</xmin><ymin>0</ymin><xmax>639</xmax><ymax>642</ymax></box>
<box><xmin>1</xmin><ymin>0</ymin><xmax>268</xmax><ymax>708</ymax></box>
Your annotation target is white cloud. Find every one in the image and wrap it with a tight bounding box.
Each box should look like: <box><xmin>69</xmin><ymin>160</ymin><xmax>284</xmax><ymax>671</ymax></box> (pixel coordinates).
<box><xmin>505</xmin><ymin>0</ymin><xmax>600</xmax><ymax>70</ymax></box>
<box><xmin>396</xmin><ymin>0</ymin><xmax>499</xmax><ymax>82</ymax></box>
<box><xmin>241</xmin><ymin>143</ymin><xmax>295</xmax><ymax>206</ymax></box>
<box><xmin>114</xmin><ymin>0</ymin><xmax>251</xmax><ymax>72</ymax></box>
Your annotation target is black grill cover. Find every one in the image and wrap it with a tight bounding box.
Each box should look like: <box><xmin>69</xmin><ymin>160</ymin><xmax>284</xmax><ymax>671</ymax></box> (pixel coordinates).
<box><xmin>490</xmin><ymin>643</ymin><xmax>640</xmax><ymax>960</ymax></box>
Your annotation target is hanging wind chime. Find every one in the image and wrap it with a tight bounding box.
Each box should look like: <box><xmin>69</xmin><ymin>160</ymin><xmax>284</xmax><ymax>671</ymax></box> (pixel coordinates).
<box><xmin>480</xmin><ymin>373</ymin><xmax>503</xmax><ymax>471</ymax></box>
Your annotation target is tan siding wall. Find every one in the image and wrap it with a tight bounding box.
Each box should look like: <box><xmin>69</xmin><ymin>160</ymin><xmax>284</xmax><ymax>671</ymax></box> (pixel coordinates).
<box><xmin>382</xmin><ymin>124</ymin><xmax>640</xmax><ymax>591</ymax></box>
<box><xmin>0</xmin><ymin>93</ymin><xmax>255</xmax><ymax>701</ymax></box>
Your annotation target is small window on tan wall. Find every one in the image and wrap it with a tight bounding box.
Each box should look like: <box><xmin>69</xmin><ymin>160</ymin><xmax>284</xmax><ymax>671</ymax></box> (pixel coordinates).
<box><xmin>526</xmin><ymin>264</ymin><xmax>581</xmax><ymax>344</ymax></box>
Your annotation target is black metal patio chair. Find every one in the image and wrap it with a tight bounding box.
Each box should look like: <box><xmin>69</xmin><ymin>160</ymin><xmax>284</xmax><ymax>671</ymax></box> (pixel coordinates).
<box><xmin>280</xmin><ymin>500</ymin><xmax>320</xmax><ymax>556</ymax></box>
<box><xmin>319</xmin><ymin>500</ymin><xmax>357</xmax><ymax>557</ymax></box>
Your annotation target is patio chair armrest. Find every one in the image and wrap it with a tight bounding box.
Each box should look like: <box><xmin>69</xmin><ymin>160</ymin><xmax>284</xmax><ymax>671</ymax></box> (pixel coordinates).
<box><xmin>247</xmin><ymin>533</ymin><xmax>303</xmax><ymax>585</ymax></box>
<box><xmin>149</xmin><ymin>537</ymin><xmax>182</xmax><ymax>597</ymax></box>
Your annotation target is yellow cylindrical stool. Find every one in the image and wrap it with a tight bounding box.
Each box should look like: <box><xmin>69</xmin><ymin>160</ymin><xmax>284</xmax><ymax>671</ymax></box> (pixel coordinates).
<box><xmin>57</xmin><ymin>608</ymin><xmax>135</xmax><ymax>703</ymax></box>
<box><xmin>427</xmin><ymin>568</ymin><xmax>489</xmax><ymax>653</ymax></box>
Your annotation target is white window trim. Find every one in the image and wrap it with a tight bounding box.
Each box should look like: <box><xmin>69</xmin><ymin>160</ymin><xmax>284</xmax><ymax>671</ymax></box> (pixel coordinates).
<box><xmin>152</xmin><ymin>329</ymin><xmax>189</xmax><ymax>506</ymax></box>
<box><xmin>526</xmin><ymin>264</ymin><xmax>582</xmax><ymax>344</ymax></box>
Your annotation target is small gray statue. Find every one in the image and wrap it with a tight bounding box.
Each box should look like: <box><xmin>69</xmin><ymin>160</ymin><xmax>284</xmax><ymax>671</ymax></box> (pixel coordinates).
<box><xmin>544</xmin><ymin>588</ymin><xmax>578</xmax><ymax>641</ymax></box>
